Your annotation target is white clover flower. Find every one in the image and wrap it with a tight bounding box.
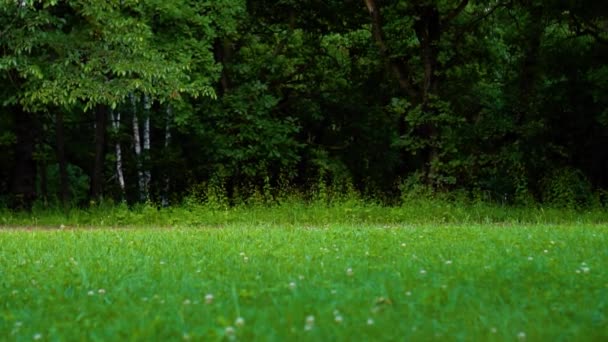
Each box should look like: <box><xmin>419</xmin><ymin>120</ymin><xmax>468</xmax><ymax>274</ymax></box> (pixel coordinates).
<box><xmin>98</xmin><ymin>289</ymin><xmax>106</xmax><ymax>295</ymax></box>
<box><xmin>182</xmin><ymin>333</ymin><xmax>191</xmax><ymax>341</ymax></box>
<box><xmin>304</xmin><ymin>315</ymin><xmax>315</xmax><ymax>330</ymax></box>
<box><xmin>490</xmin><ymin>327</ymin><xmax>497</xmax><ymax>333</ymax></box>
<box><xmin>405</xmin><ymin>291</ymin><xmax>412</xmax><ymax>296</ymax></box>
<box><xmin>517</xmin><ymin>331</ymin><xmax>526</xmax><ymax>340</ymax></box>
<box><xmin>14</xmin><ymin>321</ymin><xmax>23</xmax><ymax>327</ymax></box>
<box><xmin>235</xmin><ymin>317</ymin><xmax>245</xmax><ymax>327</ymax></box>
<box><xmin>445</xmin><ymin>260</ymin><xmax>453</xmax><ymax>265</ymax></box>
<box><xmin>33</xmin><ymin>333</ymin><xmax>42</xmax><ymax>340</ymax></box>
<box><xmin>544</xmin><ymin>250</ymin><xmax>549</xmax><ymax>253</ymax></box>
<box><xmin>183</xmin><ymin>299</ymin><xmax>191</xmax><ymax>305</ymax></box>
<box><xmin>87</xmin><ymin>290</ymin><xmax>95</xmax><ymax>296</ymax></box>
<box><xmin>289</xmin><ymin>282</ymin><xmax>297</xmax><ymax>290</ymax></box>
<box><xmin>334</xmin><ymin>315</ymin><xmax>343</xmax><ymax>324</ymax></box>
<box><xmin>346</xmin><ymin>268</ymin><xmax>354</xmax><ymax>277</ymax></box>
<box><xmin>527</xmin><ymin>256</ymin><xmax>534</xmax><ymax>261</ymax></box>
<box><xmin>367</xmin><ymin>318</ymin><xmax>374</xmax><ymax>325</ymax></box>
<box><xmin>239</xmin><ymin>252</ymin><xmax>246</xmax><ymax>257</ymax></box>
<box><xmin>205</xmin><ymin>294</ymin><xmax>214</xmax><ymax>304</ymax></box>
<box><xmin>401</xmin><ymin>243</ymin><xmax>406</xmax><ymax>247</ymax></box>
<box><xmin>420</xmin><ymin>269</ymin><xmax>427</xmax><ymax>275</ymax></box>
<box><xmin>243</xmin><ymin>256</ymin><xmax>249</xmax><ymax>263</ymax></box>
<box><xmin>225</xmin><ymin>326</ymin><xmax>235</xmax><ymax>337</ymax></box>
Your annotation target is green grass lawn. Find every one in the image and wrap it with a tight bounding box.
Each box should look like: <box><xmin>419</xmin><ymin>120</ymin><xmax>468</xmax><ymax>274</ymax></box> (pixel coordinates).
<box><xmin>1</xmin><ymin>224</ymin><xmax>606</xmax><ymax>341</ymax></box>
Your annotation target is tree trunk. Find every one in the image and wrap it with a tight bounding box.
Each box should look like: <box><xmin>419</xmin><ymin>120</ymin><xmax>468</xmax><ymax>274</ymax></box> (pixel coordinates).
<box><xmin>413</xmin><ymin>4</ymin><xmax>442</xmax><ymax>184</ymax></box>
<box><xmin>39</xmin><ymin>160</ymin><xmax>48</xmax><ymax>207</ymax></box>
<box><xmin>131</xmin><ymin>93</ymin><xmax>146</xmax><ymax>202</ymax></box>
<box><xmin>55</xmin><ymin>110</ymin><xmax>70</xmax><ymax>208</ymax></box>
<box><xmin>142</xmin><ymin>94</ymin><xmax>151</xmax><ymax>201</ymax></box>
<box><xmin>111</xmin><ymin>110</ymin><xmax>126</xmax><ymax>196</ymax></box>
<box><xmin>10</xmin><ymin>108</ymin><xmax>37</xmax><ymax>210</ymax></box>
<box><xmin>161</xmin><ymin>104</ymin><xmax>172</xmax><ymax>207</ymax></box>
<box><xmin>516</xmin><ymin>4</ymin><xmax>543</xmax><ymax>126</ymax></box>
<box><xmin>90</xmin><ymin>104</ymin><xmax>108</xmax><ymax>202</ymax></box>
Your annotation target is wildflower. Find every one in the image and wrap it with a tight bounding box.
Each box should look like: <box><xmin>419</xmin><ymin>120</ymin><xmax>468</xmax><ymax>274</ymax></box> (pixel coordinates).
<box><xmin>225</xmin><ymin>326</ymin><xmax>235</xmax><ymax>338</ymax></box>
<box><xmin>183</xmin><ymin>299</ymin><xmax>191</xmax><ymax>305</ymax></box>
<box><xmin>33</xmin><ymin>333</ymin><xmax>42</xmax><ymax>340</ymax></box>
<box><xmin>401</xmin><ymin>243</ymin><xmax>406</xmax><ymax>247</ymax></box>
<box><xmin>182</xmin><ymin>333</ymin><xmax>191</xmax><ymax>341</ymax></box>
<box><xmin>235</xmin><ymin>317</ymin><xmax>245</xmax><ymax>327</ymax></box>
<box><xmin>243</xmin><ymin>256</ymin><xmax>249</xmax><ymax>263</ymax></box>
<box><xmin>239</xmin><ymin>252</ymin><xmax>246</xmax><ymax>257</ymax></box>
<box><xmin>581</xmin><ymin>266</ymin><xmax>590</xmax><ymax>273</ymax></box>
<box><xmin>289</xmin><ymin>282</ymin><xmax>297</xmax><ymax>290</ymax></box>
<box><xmin>518</xmin><ymin>331</ymin><xmax>526</xmax><ymax>340</ymax></box>
<box><xmin>298</xmin><ymin>275</ymin><xmax>305</xmax><ymax>280</ymax></box>
<box><xmin>98</xmin><ymin>289</ymin><xmax>106</xmax><ymax>295</ymax></box>
<box><xmin>304</xmin><ymin>315</ymin><xmax>315</xmax><ymax>331</ymax></box>
<box><xmin>490</xmin><ymin>327</ymin><xmax>497</xmax><ymax>333</ymax></box>
<box><xmin>405</xmin><ymin>291</ymin><xmax>412</xmax><ymax>296</ymax></box>
<box><xmin>334</xmin><ymin>315</ymin><xmax>343</xmax><ymax>324</ymax></box>
<box><xmin>544</xmin><ymin>250</ymin><xmax>548</xmax><ymax>253</ymax></box>
<box><xmin>420</xmin><ymin>269</ymin><xmax>427</xmax><ymax>275</ymax></box>
<box><xmin>14</xmin><ymin>321</ymin><xmax>23</xmax><ymax>327</ymax></box>
<box><xmin>331</xmin><ymin>289</ymin><xmax>337</xmax><ymax>295</ymax></box>
<box><xmin>205</xmin><ymin>294</ymin><xmax>214</xmax><ymax>304</ymax></box>
<box><xmin>445</xmin><ymin>260</ymin><xmax>453</xmax><ymax>265</ymax></box>
<box><xmin>160</xmin><ymin>260</ymin><xmax>166</xmax><ymax>265</ymax></box>
<box><xmin>367</xmin><ymin>318</ymin><xmax>374</xmax><ymax>325</ymax></box>
<box><xmin>346</xmin><ymin>268</ymin><xmax>354</xmax><ymax>277</ymax></box>
<box><xmin>527</xmin><ymin>256</ymin><xmax>533</xmax><ymax>261</ymax></box>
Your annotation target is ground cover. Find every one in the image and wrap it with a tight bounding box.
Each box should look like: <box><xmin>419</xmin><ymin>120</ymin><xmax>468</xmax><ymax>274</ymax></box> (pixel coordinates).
<box><xmin>1</xmin><ymin>224</ymin><xmax>606</xmax><ymax>341</ymax></box>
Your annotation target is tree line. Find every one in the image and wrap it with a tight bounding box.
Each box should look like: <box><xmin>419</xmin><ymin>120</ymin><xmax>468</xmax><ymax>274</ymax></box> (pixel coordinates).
<box><xmin>1</xmin><ymin>0</ymin><xmax>607</xmax><ymax>209</ymax></box>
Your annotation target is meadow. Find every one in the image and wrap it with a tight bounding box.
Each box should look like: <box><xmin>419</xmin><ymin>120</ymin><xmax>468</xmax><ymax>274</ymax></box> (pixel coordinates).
<box><xmin>1</xmin><ymin>200</ymin><xmax>607</xmax><ymax>341</ymax></box>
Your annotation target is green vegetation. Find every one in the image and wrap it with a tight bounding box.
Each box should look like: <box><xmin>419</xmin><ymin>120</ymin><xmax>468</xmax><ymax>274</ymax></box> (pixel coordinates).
<box><xmin>2</xmin><ymin>1</ymin><xmax>608</xmax><ymax>209</ymax></box>
<box><xmin>1</xmin><ymin>224</ymin><xmax>606</xmax><ymax>341</ymax></box>
<box><xmin>2</xmin><ymin>1</ymin><xmax>607</xmax><ymax>339</ymax></box>
<box><xmin>2</xmin><ymin>197</ymin><xmax>608</xmax><ymax>228</ymax></box>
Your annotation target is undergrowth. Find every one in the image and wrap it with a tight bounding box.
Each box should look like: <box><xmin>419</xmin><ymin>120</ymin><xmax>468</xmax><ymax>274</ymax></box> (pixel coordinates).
<box><xmin>1</xmin><ymin>193</ymin><xmax>607</xmax><ymax>228</ymax></box>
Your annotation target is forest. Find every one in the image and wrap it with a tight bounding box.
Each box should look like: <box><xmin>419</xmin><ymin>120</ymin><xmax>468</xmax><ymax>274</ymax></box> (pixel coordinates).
<box><xmin>2</xmin><ymin>0</ymin><xmax>607</xmax><ymax>210</ymax></box>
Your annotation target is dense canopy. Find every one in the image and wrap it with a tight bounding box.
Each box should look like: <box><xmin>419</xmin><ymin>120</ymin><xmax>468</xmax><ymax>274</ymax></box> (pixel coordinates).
<box><xmin>1</xmin><ymin>0</ymin><xmax>607</xmax><ymax>209</ymax></box>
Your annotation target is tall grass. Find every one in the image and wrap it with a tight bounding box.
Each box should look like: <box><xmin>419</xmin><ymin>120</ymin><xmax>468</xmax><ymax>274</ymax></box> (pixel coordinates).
<box><xmin>1</xmin><ymin>194</ymin><xmax>607</xmax><ymax>228</ymax></box>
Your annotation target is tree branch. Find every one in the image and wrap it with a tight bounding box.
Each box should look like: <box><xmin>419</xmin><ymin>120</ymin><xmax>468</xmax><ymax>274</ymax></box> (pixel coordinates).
<box><xmin>442</xmin><ymin>0</ymin><xmax>470</xmax><ymax>26</ymax></box>
<box><xmin>363</xmin><ymin>0</ymin><xmax>419</xmax><ymax>100</ymax></box>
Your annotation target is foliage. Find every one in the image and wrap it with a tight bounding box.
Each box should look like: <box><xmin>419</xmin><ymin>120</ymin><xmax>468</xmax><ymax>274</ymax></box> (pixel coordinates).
<box><xmin>1</xmin><ymin>0</ymin><xmax>608</xmax><ymax>206</ymax></box>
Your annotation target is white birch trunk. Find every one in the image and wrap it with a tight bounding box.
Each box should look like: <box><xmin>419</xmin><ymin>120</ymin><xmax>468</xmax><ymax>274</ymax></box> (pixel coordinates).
<box><xmin>142</xmin><ymin>95</ymin><xmax>152</xmax><ymax>200</ymax></box>
<box><xmin>161</xmin><ymin>104</ymin><xmax>172</xmax><ymax>207</ymax></box>
<box><xmin>131</xmin><ymin>93</ymin><xmax>146</xmax><ymax>202</ymax></box>
<box><xmin>111</xmin><ymin>110</ymin><xmax>126</xmax><ymax>194</ymax></box>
